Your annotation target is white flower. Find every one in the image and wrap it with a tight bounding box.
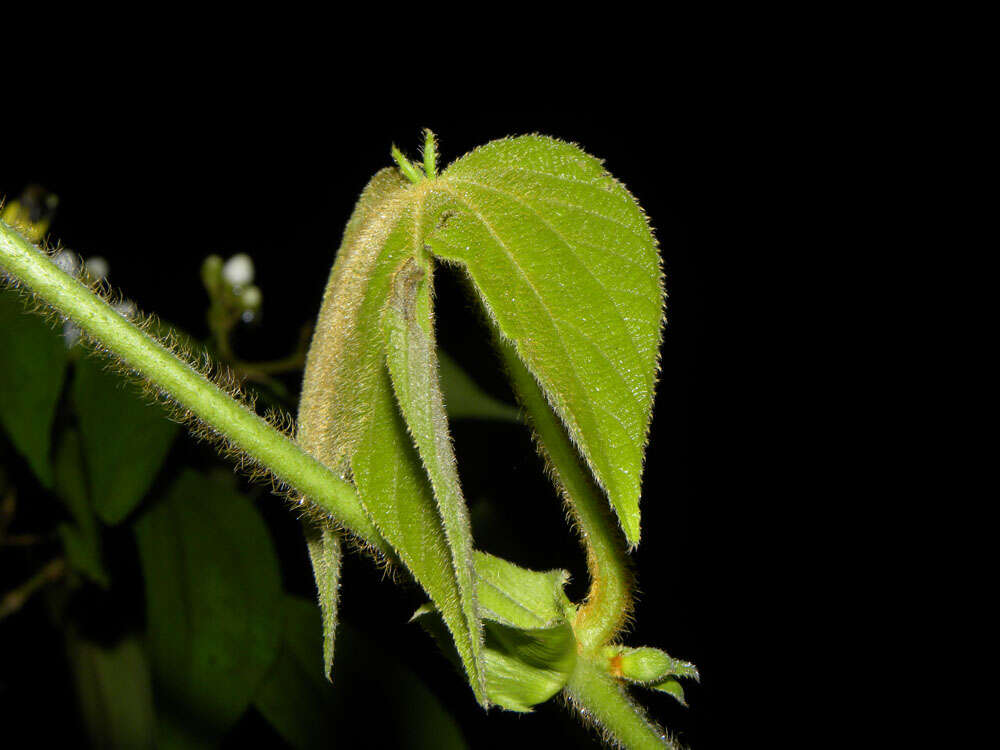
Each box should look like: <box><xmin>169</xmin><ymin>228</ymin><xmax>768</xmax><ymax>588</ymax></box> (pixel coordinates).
<box><xmin>53</xmin><ymin>250</ymin><xmax>80</xmax><ymax>276</ymax></box>
<box><xmin>222</xmin><ymin>253</ymin><xmax>254</xmax><ymax>288</ymax></box>
<box><xmin>62</xmin><ymin>321</ymin><xmax>82</xmax><ymax>348</ymax></box>
<box><xmin>113</xmin><ymin>300</ymin><xmax>137</xmax><ymax>320</ymax></box>
<box><xmin>85</xmin><ymin>256</ymin><xmax>109</xmax><ymax>280</ymax></box>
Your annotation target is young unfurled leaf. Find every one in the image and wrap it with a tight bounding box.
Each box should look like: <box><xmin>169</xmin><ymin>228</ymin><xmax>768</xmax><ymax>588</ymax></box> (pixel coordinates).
<box><xmin>73</xmin><ymin>356</ymin><xmax>179</xmax><ymax>524</ymax></box>
<box><xmin>0</xmin><ymin>290</ymin><xmax>68</xmax><ymax>486</ymax></box>
<box><xmin>473</xmin><ymin>550</ymin><xmax>572</xmax><ymax>629</ymax></box>
<box><xmin>382</xmin><ymin>257</ymin><xmax>485</xmax><ymax>698</ymax></box>
<box><xmin>133</xmin><ymin>469</ymin><xmax>284</xmax><ymax>742</ymax></box>
<box><xmin>298</xmin><ymin>168</ymin><xmax>487</xmax><ymax>704</ymax></box>
<box><xmin>297</xmin><ymin>134</ymin><xmax>662</xmax><ymax>703</ymax></box>
<box><xmin>425</xmin><ymin>136</ymin><xmax>664</xmax><ymax>545</ymax></box>
<box><xmin>437</xmin><ymin>349</ymin><xmax>522</xmax><ymax>423</ymax></box>
<box><xmin>414</xmin><ymin>552</ymin><xmax>577</xmax><ymax>712</ymax></box>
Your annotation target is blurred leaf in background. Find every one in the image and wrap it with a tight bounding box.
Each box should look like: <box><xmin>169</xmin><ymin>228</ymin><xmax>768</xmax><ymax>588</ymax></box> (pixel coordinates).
<box><xmin>73</xmin><ymin>355</ymin><xmax>179</xmax><ymax>525</ymax></box>
<box><xmin>67</xmin><ymin>633</ymin><xmax>156</xmax><ymax>749</ymax></box>
<box><xmin>0</xmin><ymin>291</ymin><xmax>69</xmax><ymax>487</ymax></box>
<box><xmin>134</xmin><ymin>469</ymin><xmax>284</xmax><ymax>746</ymax></box>
<box><xmin>256</xmin><ymin>595</ymin><xmax>469</xmax><ymax>750</ymax></box>
<box><xmin>53</xmin><ymin>429</ymin><xmax>108</xmax><ymax>587</ymax></box>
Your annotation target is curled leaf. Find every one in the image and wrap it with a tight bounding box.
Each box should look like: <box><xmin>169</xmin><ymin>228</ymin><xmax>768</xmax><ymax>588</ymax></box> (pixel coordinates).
<box><xmin>414</xmin><ymin>552</ymin><xmax>577</xmax><ymax>712</ymax></box>
<box><xmin>298</xmin><ymin>168</ymin><xmax>487</xmax><ymax>704</ymax></box>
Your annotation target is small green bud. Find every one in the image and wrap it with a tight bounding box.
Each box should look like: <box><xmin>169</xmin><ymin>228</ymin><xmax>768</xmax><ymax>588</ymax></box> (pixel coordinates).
<box><xmin>618</xmin><ymin>647</ymin><xmax>675</xmax><ymax>683</ymax></box>
<box><xmin>240</xmin><ymin>285</ymin><xmax>262</xmax><ymax>311</ymax></box>
<box><xmin>605</xmin><ymin>646</ymin><xmax>699</xmax><ymax>685</ymax></box>
<box><xmin>201</xmin><ymin>254</ymin><xmax>224</xmax><ymax>294</ymax></box>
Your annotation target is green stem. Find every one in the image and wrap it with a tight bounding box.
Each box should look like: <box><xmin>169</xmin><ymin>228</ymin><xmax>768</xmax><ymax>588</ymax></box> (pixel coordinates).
<box><xmin>498</xmin><ymin>339</ymin><xmax>632</xmax><ymax>651</ymax></box>
<box><xmin>565</xmin><ymin>657</ymin><xmax>676</xmax><ymax>749</ymax></box>
<box><xmin>0</xmin><ymin>220</ymin><xmax>388</xmax><ymax>556</ymax></box>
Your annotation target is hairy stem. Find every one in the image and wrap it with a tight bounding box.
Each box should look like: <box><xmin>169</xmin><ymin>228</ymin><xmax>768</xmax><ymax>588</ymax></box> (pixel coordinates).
<box><xmin>0</xmin><ymin>220</ymin><xmax>388</xmax><ymax>555</ymax></box>
<box><xmin>498</xmin><ymin>339</ymin><xmax>632</xmax><ymax>651</ymax></box>
<box><xmin>565</xmin><ymin>657</ymin><xmax>676</xmax><ymax>749</ymax></box>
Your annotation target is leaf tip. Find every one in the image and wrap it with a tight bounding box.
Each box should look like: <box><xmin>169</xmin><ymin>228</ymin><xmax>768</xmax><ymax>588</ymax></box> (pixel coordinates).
<box><xmin>391</xmin><ymin>143</ymin><xmax>424</xmax><ymax>185</ymax></box>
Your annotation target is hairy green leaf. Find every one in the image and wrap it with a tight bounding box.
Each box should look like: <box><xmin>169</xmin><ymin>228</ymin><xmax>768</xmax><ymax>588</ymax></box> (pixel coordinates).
<box><xmin>0</xmin><ymin>290</ymin><xmax>68</xmax><ymax>486</ymax></box>
<box><xmin>474</xmin><ymin>550</ymin><xmax>571</xmax><ymax>629</ymax></box>
<box><xmin>133</xmin><ymin>469</ymin><xmax>283</xmax><ymax>742</ymax></box>
<box><xmin>255</xmin><ymin>596</ymin><xmax>468</xmax><ymax>750</ymax></box>
<box><xmin>300</xmin><ymin>518</ymin><xmax>342</xmax><ymax>681</ymax></box>
<box><xmin>297</xmin><ymin>134</ymin><xmax>662</xmax><ymax>704</ymax></box>
<box><xmin>383</xmin><ymin>256</ymin><xmax>484</xmax><ymax>697</ymax></box>
<box><xmin>73</xmin><ymin>356</ymin><xmax>179</xmax><ymax>524</ymax></box>
<box><xmin>438</xmin><ymin>349</ymin><xmax>521</xmax><ymax>423</ymax></box>
<box><xmin>66</xmin><ymin>634</ymin><xmax>155</xmax><ymax>749</ymax></box>
<box><xmin>426</xmin><ymin>136</ymin><xmax>664</xmax><ymax>545</ymax></box>
<box><xmin>298</xmin><ymin>169</ymin><xmax>487</xmax><ymax>704</ymax></box>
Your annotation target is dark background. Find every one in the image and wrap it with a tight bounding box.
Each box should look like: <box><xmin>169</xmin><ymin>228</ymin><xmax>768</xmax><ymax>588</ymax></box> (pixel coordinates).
<box><xmin>1</xmin><ymin>76</ymin><xmax>828</xmax><ymax>748</ymax></box>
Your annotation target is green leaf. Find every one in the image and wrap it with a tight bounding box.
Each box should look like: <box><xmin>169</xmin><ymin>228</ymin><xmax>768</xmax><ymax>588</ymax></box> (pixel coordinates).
<box><xmin>481</xmin><ymin>620</ymin><xmax>577</xmax><ymax>713</ymax></box>
<box><xmin>382</xmin><ymin>256</ymin><xmax>485</xmax><ymax>696</ymax></box>
<box><xmin>438</xmin><ymin>349</ymin><xmax>521</xmax><ymax>422</ymax></box>
<box><xmin>133</xmin><ymin>469</ymin><xmax>284</xmax><ymax>742</ymax></box>
<box><xmin>73</xmin><ymin>354</ymin><xmax>179</xmax><ymax>524</ymax></box>
<box><xmin>651</xmin><ymin>678</ymin><xmax>687</xmax><ymax>706</ymax></box>
<box><xmin>255</xmin><ymin>595</ymin><xmax>468</xmax><ymax>750</ymax></box>
<box><xmin>0</xmin><ymin>289</ymin><xmax>68</xmax><ymax>486</ymax></box>
<box><xmin>426</xmin><ymin>136</ymin><xmax>664</xmax><ymax>545</ymax></box>
<box><xmin>415</xmin><ymin>552</ymin><xmax>577</xmax><ymax>712</ymax></box>
<box><xmin>253</xmin><ymin>596</ymin><xmax>341</xmax><ymax>750</ymax></box>
<box><xmin>297</xmin><ymin>135</ymin><xmax>663</xmax><ymax>707</ymax></box>
<box><xmin>297</xmin><ymin>168</ymin><xmax>487</xmax><ymax>704</ymax></box>
<box><xmin>53</xmin><ymin>429</ymin><xmax>108</xmax><ymax>587</ymax></box>
<box><xmin>300</xmin><ymin>517</ymin><xmax>342</xmax><ymax>680</ymax></box>
<box><xmin>66</xmin><ymin>633</ymin><xmax>155</xmax><ymax>749</ymax></box>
